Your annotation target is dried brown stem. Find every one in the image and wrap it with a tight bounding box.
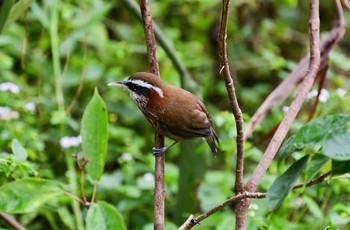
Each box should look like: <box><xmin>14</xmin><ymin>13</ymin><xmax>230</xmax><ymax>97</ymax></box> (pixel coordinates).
<box><xmin>139</xmin><ymin>1</ymin><xmax>164</xmax><ymax>229</ymax></box>
<box><xmin>179</xmin><ymin>170</ymin><xmax>331</xmax><ymax>229</ymax></box>
<box><xmin>245</xmin><ymin>0</ymin><xmax>345</xmax><ymax>139</ymax></box>
<box><xmin>218</xmin><ymin>0</ymin><xmax>247</xmax><ymax>228</ymax></box>
<box><xmin>246</xmin><ymin>0</ymin><xmax>321</xmax><ymax>193</ymax></box>
<box><xmin>218</xmin><ymin>0</ymin><xmax>245</xmax><ymax>194</ymax></box>
<box><xmin>179</xmin><ymin>192</ymin><xmax>265</xmax><ymax>230</ymax></box>
<box><xmin>0</xmin><ymin>213</ymin><xmax>26</xmax><ymax>230</ymax></box>
<box><xmin>293</xmin><ymin>171</ymin><xmax>331</xmax><ymax>190</ymax></box>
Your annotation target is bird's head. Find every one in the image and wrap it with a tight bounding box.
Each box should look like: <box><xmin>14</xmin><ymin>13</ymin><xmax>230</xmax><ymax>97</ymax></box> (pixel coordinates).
<box><xmin>108</xmin><ymin>72</ymin><xmax>165</xmax><ymax>108</ymax></box>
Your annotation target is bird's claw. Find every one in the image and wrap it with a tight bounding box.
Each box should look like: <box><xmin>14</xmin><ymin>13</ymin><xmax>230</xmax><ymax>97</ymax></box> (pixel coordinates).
<box><xmin>152</xmin><ymin>147</ymin><xmax>169</xmax><ymax>157</ymax></box>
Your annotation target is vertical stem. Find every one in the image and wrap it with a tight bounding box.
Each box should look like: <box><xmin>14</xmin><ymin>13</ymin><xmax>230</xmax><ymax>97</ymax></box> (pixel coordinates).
<box><xmin>49</xmin><ymin>0</ymin><xmax>65</xmax><ymax>111</ymax></box>
<box><xmin>139</xmin><ymin>1</ymin><xmax>164</xmax><ymax>229</ymax></box>
<box><xmin>66</xmin><ymin>155</ymin><xmax>84</xmax><ymax>230</ymax></box>
<box><xmin>49</xmin><ymin>2</ymin><xmax>83</xmax><ymax>229</ymax></box>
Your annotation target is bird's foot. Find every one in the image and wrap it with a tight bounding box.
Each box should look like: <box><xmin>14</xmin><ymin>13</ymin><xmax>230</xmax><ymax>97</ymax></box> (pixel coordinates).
<box><xmin>152</xmin><ymin>147</ymin><xmax>169</xmax><ymax>157</ymax></box>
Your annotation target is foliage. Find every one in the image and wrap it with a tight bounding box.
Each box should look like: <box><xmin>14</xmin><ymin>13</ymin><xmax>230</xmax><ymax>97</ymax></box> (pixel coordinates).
<box><xmin>0</xmin><ymin>0</ymin><xmax>349</xmax><ymax>229</ymax></box>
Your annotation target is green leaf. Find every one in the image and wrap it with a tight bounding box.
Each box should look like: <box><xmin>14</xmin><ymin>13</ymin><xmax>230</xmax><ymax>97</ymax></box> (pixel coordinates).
<box><xmin>81</xmin><ymin>88</ymin><xmax>108</xmax><ymax>182</ymax></box>
<box><xmin>0</xmin><ymin>0</ymin><xmax>15</xmax><ymax>34</ymax></box>
<box><xmin>305</xmin><ymin>155</ymin><xmax>329</xmax><ymax>181</ymax></box>
<box><xmin>278</xmin><ymin>114</ymin><xmax>350</xmax><ymax>160</ymax></box>
<box><xmin>3</xmin><ymin>0</ymin><xmax>33</xmax><ymax>32</ymax></box>
<box><xmin>11</xmin><ymin>139</ymin><xmax>28</xmax><ymax>161</ymax></box>
<box><xmin>0</xmin><ymin>178</ymin><xmax>65</xmax><ymax>213</ymax></box>
<box><xmin>267</xmin><ymin>155</ymin><xmax>309</xmax><ymax>210</ymax></box>
<box><xmin>323</xmin><ymin>132</ymin><xmax>350</xmax><ymax>160</ymax></box>
<box><xmin>332</xmin><ymin>160</ymin><xmax>350</xmax><ymax>176</ymax></box>
<box><xmin>86</xmin><ymin>202</ymin><xmax>126</xmax><ymax>230</ymax></box>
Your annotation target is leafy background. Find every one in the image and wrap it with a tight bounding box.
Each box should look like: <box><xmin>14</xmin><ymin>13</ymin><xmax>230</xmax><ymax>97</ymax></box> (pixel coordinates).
<box><xmin>0</xmin><ymin>0</ymin><xmax>350</xmax><ymax>229</ymax></box>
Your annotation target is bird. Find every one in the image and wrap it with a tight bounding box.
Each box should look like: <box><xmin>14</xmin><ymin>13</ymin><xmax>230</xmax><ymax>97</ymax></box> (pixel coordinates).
<box><xmin>108</xmin><ymin>72</ymin><xmax>219</xmax><ymax>156</ymax></box>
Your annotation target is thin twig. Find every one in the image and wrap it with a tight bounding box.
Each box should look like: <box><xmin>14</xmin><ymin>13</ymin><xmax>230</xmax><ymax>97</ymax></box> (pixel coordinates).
<box><xmin>0</xmin><ymin>213</ymin><xmax>26</xmax><ymax>230</ymax></box>
<box><xmin>179</xmin><ymin>192</ymin><xmax>265</xmax><ymax>230</ymax></box>
<box><xmin>139</xmin><ymin>1</ymin><xmax>165</xmax><ymax>229</ymax></box>
<box><xmin>179</xmin><ymin>170</ymin><xmax>331</xmax><ymax>229</ymax></box>
<box><xmin>246</xmin><ymin>0</ymin><xmax>321</xmax><ymax>193</ymax></box>
<box><xmin>245</xmin><ymin>0</ymin><xmax>345</xmax><ymax>139</ymax></box>
<box><xmin>293</xmin><ymin>171</ymin><xmax>331</xmax><ymax>189</ymax></box>
<box><xmin>121</xmin><ymin>0</ymin><xmax>197</xmax><ymax>91</ymax></box>
<box><xmin>218</xmin><ymin>0</ymin><xmax>245</xmax><ymax>194</ymax></box>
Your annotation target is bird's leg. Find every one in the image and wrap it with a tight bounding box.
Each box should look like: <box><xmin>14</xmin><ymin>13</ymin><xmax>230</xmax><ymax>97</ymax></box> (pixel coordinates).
<box><xmin>152</xmin><ymin>141</ymin><xmax>178</xmax><ymax>157</ymax></box>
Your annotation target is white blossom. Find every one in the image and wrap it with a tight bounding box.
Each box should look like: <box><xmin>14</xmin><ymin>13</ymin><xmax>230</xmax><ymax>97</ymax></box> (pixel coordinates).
<box><xmin>0</xmin><ymin>107</ymin><xmax>19</xmax><ymax>120</ymax></box>
<box><xmin>120</xmin><ymin>153</ymin><xmax>133</xmax><ymax>161</ymax></box>
<box><xmin>307</xmin><ymin>88</ymin><xmax>329</xmax><ymax>103</ymax></box>
<box><xmin>282</xmin><ymin>106</ymin><xmax>289</xmax><ymax>113</ymax></box>
<box><xmin>307</xmin><ymin>89</ymin><xmax>318</xmax><ymax>99</ymax></box>
<box><xmin>60</xmin><ymin>136</ymin><xmax>82</xmax><ymax>149</ymax></box>
<box><xmin>142</xmin><ymin>172</ymin><xmax>154</xmax><ymax>182</ymax></box>
<box><xmin>24</xmin><ymin>102</ymin><xmax>36</xmax><ymax>111</ymax></box>
<box><xmin>319</xmin><ymin>88</ymin><xmax>329</xmax><ymax>103</ymax></box>
<box><xmin>336</xmin><ymin>88</ymin><xmax>346</xmax><ymax>97</ymax></box>
<box><xmin>0</xmin><ymin>82</ymin><xmax>20</xmax><ymax>94</ymax></box>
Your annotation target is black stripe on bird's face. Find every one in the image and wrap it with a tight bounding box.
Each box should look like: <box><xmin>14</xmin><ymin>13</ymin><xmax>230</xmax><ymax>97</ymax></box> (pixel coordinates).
<box><xmin>124</xmin><ymin>81</ymin><xmax>152</xmax><ymax>98</ymax></box>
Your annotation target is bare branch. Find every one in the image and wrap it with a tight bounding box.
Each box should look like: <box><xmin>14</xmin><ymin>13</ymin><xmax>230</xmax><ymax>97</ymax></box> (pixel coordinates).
<box><xmin>0</xmin><ymin>213</ymin><xmax>26</xmax><ymax>230</ymax></box>
<box><xmin>246</xmin><ymin>0</ymin><xmax>321</xmax><ymax>192</ymax></box>
<box><xmin>218</xmin><ymin>0</ymin><xmax>245</xmax><ymax>194</ymax></box>
<box><xmin>139</xmin><ymin>1</ymin><xmax>165</xmax><ymax>229</ymax></box>
<box><xmin>245</xmin><ymin>0</ymin><xmax>345</xmax><ymax>139</ymax></box>
<box><xmin>179</xmin><ymin>192</ymin><xmax>265</xmax><ymax>229</ymax></box>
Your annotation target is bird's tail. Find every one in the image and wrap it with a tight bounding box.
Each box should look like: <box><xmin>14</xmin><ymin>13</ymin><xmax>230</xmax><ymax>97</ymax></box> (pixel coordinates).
<box><xmin>206</xmin><ymin>129</ymin><xmax>219</xmax><ymax>155</ymax></box>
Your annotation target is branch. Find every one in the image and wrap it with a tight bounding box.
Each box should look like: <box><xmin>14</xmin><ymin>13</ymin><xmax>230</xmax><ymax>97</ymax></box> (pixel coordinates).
<box><xmin>218</xmin><ymin>0</ymin><xmax>245</xmax><ymax>194</ymax></box>
<box><xmin>122</xmin><ymin>0</ymin><xmax>197</xmax><ymax>90</ymax></box>
<box><xmin>244</xmin><ymin>0</ymin><xmax>345</xmax><ymax>139</ymax></box>
<box><xmin>179</xmin><ymin>170</ymin><xmax>331</xmax><ymax>229</ymax></box>
<box><xmin>293</xmin><ymin>171</ymin><xmax>331</xmax><ymax>190</ymax></box>
<box><xmin>246</xmin><ymin>0</ymin><xmax>321</xmax><ymax>192</ymax></box>
<box><xmin>179</xmin><ymin>192</ymin><xmax>265</xmax><ymax>230</ymax></box>
<box><xmin>0</xmin><ymin>213</ymin><xmax>26</xmax><ymax>230</ymax></box>
<box><xmin>139</xmin><ymin>1</ymin><xmax>165</xmax><ymax>229</ymax></box>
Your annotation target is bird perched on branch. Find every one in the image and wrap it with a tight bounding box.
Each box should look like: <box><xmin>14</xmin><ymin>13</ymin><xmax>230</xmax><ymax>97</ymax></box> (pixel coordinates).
<box><xmin>109</xmin><ymin>72</ymin><xmax>219</xmax><ymax>156</ymax></box>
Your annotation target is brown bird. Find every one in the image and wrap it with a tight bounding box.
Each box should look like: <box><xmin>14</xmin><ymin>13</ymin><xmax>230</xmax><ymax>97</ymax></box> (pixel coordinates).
<box><xmin>108</xmin><ymin>72</ymin><xmax>219</xmax><ymax>156</ymax></box>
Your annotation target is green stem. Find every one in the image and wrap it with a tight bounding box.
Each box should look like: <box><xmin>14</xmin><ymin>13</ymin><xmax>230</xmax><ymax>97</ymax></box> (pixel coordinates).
<box><xmin>49</xmin><ymin>0</ymin><xmax>65</xmax><ymax>111</ymax></box>
<box><xmin>66</xmin><ymin>155</ymin><xmax>85</xmax><ymax>230</ymax></box>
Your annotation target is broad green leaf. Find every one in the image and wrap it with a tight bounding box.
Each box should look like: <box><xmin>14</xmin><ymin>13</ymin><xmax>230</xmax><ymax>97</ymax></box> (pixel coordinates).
<box><xmin>305</xmin><ymin>155</ymin><xmax>329</xmax><ymax>181</ymax></box>
<box><xmin>0</xmin><ymin>0</ymin><xmax>15</xmax><ymax>34</ymax></box>
<box><xmin>278</xmin><ymin>114</ymin><xmax>350</xmax><ymax>160</ymax></box>
<box><xmin>3</xmin><ymin>0</ymin><xmax>33</xmax><ymax>31</ymax></box>
<box><xmin>86</xmin><ymin>202</ymin><xmax>126</xmax><ymax>230</ymax></box>
<box><xmin>332</xmin><ymin>160</ymin><xmax>350</xmax><ymax>176</ymax></box>
<box><xmin>267</xmin><ymin>155</ymin><xmax>309</xmax><ymax>210</ymax></box>
<box><xmin>81</xmin><ymin>88</ymin><xmax>108</xmax><ymax>182</ymax></box>
<box><xmin>0</xmin><ymin>178</ymin><xmax>64</xmax><ymax>213</ymax></box>
<box><xmin>323</xmin><ymin>132</ymin><xmax>350</xmax><ymax>160</ymax></box>
<box><xmin>11</xmin><ymin>139</ymin><xmax>28</xmax><ymax>161</ymax></box>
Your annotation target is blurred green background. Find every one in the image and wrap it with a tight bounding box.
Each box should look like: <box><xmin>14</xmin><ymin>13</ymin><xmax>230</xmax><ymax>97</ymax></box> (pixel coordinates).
<box><xmin>1</xmin><ymin>0</ymin><xmax>350</xmax><ymax>229</ymax></box>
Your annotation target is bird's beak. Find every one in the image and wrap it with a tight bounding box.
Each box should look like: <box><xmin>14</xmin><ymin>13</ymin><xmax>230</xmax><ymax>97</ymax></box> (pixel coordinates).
<box><xmin>108</xmin><ymin>81</ymin><xmax>127</xmax><ymax>87</ymax></box>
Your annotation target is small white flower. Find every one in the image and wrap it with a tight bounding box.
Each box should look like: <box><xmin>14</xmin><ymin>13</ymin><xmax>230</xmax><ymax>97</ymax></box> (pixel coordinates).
<box><xmin>142</xmin><ymin>173</ymin><xmax>154</xmax><ymax>182</ymax></box>
<box><xmin>24</xmin><ymin>102</ymin><xmax>36</xmax><ymax>111</ymax></box>
<box><xmin>282</xmin><ymin>106</ymin><xmax>289</xmax><ymax>113</ymax></box>
<box><xmin>0</xmin><ymin>82</ymin><xmax>20</xmax><ymax>94</ymax></box>
<box><xmin>319</xmin><ymin>88</ymin><xmax>329</xmax><ymax>103</ymax></box>
<box><xmin>336</xmin><ymin>88</ymin><xmax>346</xmax><ymax>97</ymax></box>
<box><xmin>0</xmin><ymin>107</ymin><xmax>19</xmax><ymax>120</ymax></box>
<box><xmin>60</xmin><ymin>136</ymin><xmax>82</xmax><ymax>149</ymax></box>
<box><xmin>307</xmin><ymin>88</ymin><xmax>329</xmax><ymax>103</ymax></box>
<box><xmin>120</xmin><ymin>153</ymin><xmax>133</xmax><ymax>161</ymax></box>
<box><xmin>307</xmin><ymin>89</ymin><xmax>318</xmax><ymax>99</ymax></box>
